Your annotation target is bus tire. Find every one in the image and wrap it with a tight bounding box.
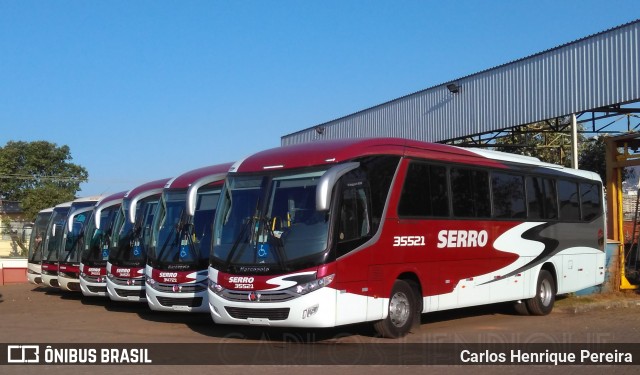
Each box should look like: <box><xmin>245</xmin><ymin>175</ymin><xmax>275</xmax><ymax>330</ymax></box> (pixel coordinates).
<box><xmin>525</xmin><ymin>269</ymin><xmax>555</xmax><ymax>316</ymax></box>
<box><xmin>374</xmin><ymin>280</ymin><xmax>416</xmax><ymax>338</ymax></box>
<box><xmin>513</xmin><ymin>300</ymin><xmax>530</xmax><ymax>315</ymax></box>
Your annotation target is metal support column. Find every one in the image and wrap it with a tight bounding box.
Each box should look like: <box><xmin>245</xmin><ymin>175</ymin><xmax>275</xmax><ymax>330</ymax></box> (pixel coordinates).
<box><xmin>571</xmin><ymin>114</ymin><xmax>579</xmax><ymax>168</ymax></box>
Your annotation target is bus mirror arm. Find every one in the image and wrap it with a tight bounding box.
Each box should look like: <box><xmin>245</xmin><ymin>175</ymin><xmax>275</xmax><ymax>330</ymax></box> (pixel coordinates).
<box><xmin>316</xmin><ymin>162</ymin><xmax>360</xmax><ymax>211</ymax></box>
<box><xmin>186</xmin><ymin>172</ymin><xmax>227</xmax><ymax>217</ymax></box>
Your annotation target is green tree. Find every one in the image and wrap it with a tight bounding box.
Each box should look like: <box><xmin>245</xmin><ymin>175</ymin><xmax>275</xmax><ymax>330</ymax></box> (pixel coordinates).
<box><xmin>578</xmin><ymin>136</ymin><xmax>607</xmax><ymax>182</ymax></box>
<box><xmin>494</xmin><ymin>121</ymin><xmax>584</xmax><ymax>167</ymax></box>
<box><xmin>493</xmin><ymin>123</ymin><xmax>626</xmax><ymax>183</ymax></box>
<box><xmin>0</xmin><ymin>141</ymin><xmax>88</xmax><ymax>220</ymax></box>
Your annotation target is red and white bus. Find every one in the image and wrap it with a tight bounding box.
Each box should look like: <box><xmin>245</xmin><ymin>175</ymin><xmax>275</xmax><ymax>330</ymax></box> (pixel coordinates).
<box><xmin>27</xmin><ymin>207</ymin><xmax>54</xmax><ymax>285</ymax></box>
<box><xmin>106</xmin><ymin>178</ymin><xmax>170</xmax><ymax>302</ymax></box>
<box><xmin>58</xmin><ymin>195</ymin><xmax>104</xmax><ymax>291</ymax></box>
<box><xmin>146</xmin><ymin>163</ymin><xmax>232</xmax><ymax>312</ymax></box>
<box><xmin>207</xmin><ymin>138</ymin><xmax>606</xmax><ymax>338</ymax></box>
<box><xmin>41</xmin><ymin>201</ymin><xmax>73</xmax><ymax>288</ymax></box>
<box><xmin>42</xmin><ymin>197</ymin><xmax>100</xmax><ymax>289</ymax></box>
<box><xmin>80</xmin><ymin>191</ymin><xmax>127</xmax><ymax>297</ymax></box>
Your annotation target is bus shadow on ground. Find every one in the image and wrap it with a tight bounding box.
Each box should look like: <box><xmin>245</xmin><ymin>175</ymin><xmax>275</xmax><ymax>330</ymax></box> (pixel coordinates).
<box><xmin>79</xmin><ymin>296</ymin><xmax>152</xmax><ymax>314</ymax></box>
<box><xmin>182</xmin><ymin>302</ymin><xmax>518</xmax><ymax>342</ymax></box>
<box><xmin>420</xmin><ymin>301</ymin><xmax>519</xmax><ymax>325</ymax></box>
<box><xmin>73</xmin><ymin>291</ymin><xmax>532</xmax><ymax>342</ymax></box>
<box><xmin>179</xmin><ymin>302</ymin><xmax>518</xmax><ymax>342</ymax></box>
<box><xmin>31</xmin><ymin>286</ymin><xmax>70</xmax><ymax>298</ymax></box>
<box><xmin>185</xmin><ymin>320</ymin><xmax>377</xmax><ymax>342</ymax></box>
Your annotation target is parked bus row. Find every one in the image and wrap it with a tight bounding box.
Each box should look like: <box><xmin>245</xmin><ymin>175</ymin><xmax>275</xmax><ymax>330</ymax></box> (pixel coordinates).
<box><xmin>26</xmin><ymin>138</ymin><xmax>606</xmax><ymax>338</ymax></box>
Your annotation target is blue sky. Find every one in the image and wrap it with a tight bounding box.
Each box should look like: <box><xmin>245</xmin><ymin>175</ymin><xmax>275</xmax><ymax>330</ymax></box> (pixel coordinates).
<box><xmin>1</xmin><ymin>1</ymin><xmax>638</xmax><ymax>196</ymax></box>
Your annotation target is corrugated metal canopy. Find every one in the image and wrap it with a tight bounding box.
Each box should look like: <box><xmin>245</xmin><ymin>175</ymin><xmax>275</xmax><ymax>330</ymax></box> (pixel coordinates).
<box><xmin>282</xmin><ymin>20</ymin><xmax>640</xmax><ymax>146</ymax></box>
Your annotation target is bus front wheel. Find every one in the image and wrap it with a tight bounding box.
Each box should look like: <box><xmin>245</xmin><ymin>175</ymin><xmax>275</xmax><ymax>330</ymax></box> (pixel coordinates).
<box><xmin>525</xmin><ymin>269</ymin><xmax>556</xmax><ymax>316</ymax></box>
<box><xmin>374</xmin><ymin>280</ymin><xmax>416</xmax><ymax>338</ymax></box>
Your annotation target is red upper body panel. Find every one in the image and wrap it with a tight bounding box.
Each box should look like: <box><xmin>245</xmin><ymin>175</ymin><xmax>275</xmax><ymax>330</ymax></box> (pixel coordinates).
<box><xmin>167</xmin><ymin>162</ymin><xmax>234</xmax><ymax>189</ymax></box>
<box><xmin>125</xmin><ymin>178</ymin><xmax>172</xmax><ymax>199</ymax></box>
<box><xmin>96</xmin><ymin>190</ymin><xmax>127</xmax><ymax>209</ymax></box>
<box><xmin>233</xmin><ymin>138</ymin><xmax>507</xmax><ymax>173</ymax></box>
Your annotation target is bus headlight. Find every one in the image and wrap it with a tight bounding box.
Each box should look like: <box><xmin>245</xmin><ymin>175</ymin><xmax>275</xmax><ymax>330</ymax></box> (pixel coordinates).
<box><xmin>208</xmin><ymin>279</ymin><xmax>225</xmax><ymax>296</ymax></box>
<box><xmin>293</xmin><ymin>274</ymin><xmax>335</xmax><ymax>295</ymax></box>
<box><xmin>145</xmin><ymin>276</ymin><xmax>157</xmax><ymax>290</ymax></box>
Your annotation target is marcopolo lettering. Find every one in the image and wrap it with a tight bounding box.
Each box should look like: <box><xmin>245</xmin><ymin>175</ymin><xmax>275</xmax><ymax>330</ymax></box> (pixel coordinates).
<box><xmin>437</xmin><ymin>230</ymin><xmax>488</xmax><ymax>248</ymax></box>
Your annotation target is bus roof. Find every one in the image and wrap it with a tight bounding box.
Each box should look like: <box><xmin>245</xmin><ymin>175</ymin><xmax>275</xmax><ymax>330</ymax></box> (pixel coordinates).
<box><xmin>124</xmin><ymin>178</ymin><xmax>172</xmax><ymax>200</ymax></box>
<box><xmin>96</xmin><ymin>190</ymin><xmax>128</xmax><ymax>210</ymax></box>
<box><xmin>232</xmin><ymin>137</ymin><xmax>601</xmax><ymax>181</ymax></box>
<box><xmin>53</xmin><ymin>201</ymin><xmax>74</xmax><ymax>209</ymax></box>
<box><xmin>232</xmin><ymin>138</ymin><xmax>512</xmax><ymax>173</ymax></box>
<box><xmin>93</xmin><ymin>191</ymin><xmax>127</xmax><ymax>229</ymax></box>
<box><xmin>165</xmin><ymin>162</ymin><xmax>234</xmax><ymax>190</ymax></box>
<box><xmin>38</xmin><ymin>207</ymin><xmax>55</xmax><ymax>214</ymax></box>
<box><xmin>124</xmin><ymin>177</ymin><xmax>172</xmax><ymax>223</ymax></box>
<box><xmin>72</xmin><ymin>195</ymin><xmax>104</xmax><ymax>204</ymax></box>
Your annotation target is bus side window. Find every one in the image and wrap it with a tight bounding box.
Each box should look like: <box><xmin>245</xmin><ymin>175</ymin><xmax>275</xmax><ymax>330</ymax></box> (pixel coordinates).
<box><xmin>580</xmin><ymin>182</ymin><xmax>601</xmax><ymax>221</ymax></box>
<box><xmin>558</xmin><ymin>180</ymin><xmax>580</xmax><ymax>221</ymax></box>
<box><xmin>526</xmin><ymin>176</ymin><xmax>545</xmax><ymax>219</ymax></box>
<box><xmin>451</xmin><ymin>168</ymin><xmax>491</xmax><ymax>218</ymax></box>
<box><xmin>339</xmin><ymin>185</ymin><xmax>370</xmax><ymax>242</ymax></box>
<box><xmin>398</xmin><ymin>162</ymin><xmax>449</xmax><ymax>217</ymax></box>
<box><xmin>527</xmin><ymin>177</ymin><xmax>558</xmax><ymax>220</ymax></box>
<box><xmin>492</xmin><ymin>172</ymin><xmax>525</xmax><ymax>219</ymax></box>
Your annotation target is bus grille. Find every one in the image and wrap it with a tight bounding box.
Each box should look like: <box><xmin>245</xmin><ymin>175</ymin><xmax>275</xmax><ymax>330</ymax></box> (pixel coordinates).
<box><xmin>224</xmin><ymin>307</ymin><xmax>290</xmax><ymax>321</ymax></box>
<box><xmin>157</xmin><ymin>296</ymin><xmax>203</xmax><ymax>308</ymax></box>
<box><xmin>221</xmin><ymin>290</ymin><xmax>297</xmax><ymax>303</ymax></box>
<box><xmin>114</xmin><ymin>288</ymin><xmax>146</xmax><ymax>298</ymax></box>
<box><xmin>87</xmin><ymin>285</ymin><xmax>106</xmax><ymax>293</ymax></box>
<box><xmin>152</xmin><ymin>283</ymin><xmax>207</xmax><ymax>293</ymax></box>
<box><xmin>111</xmin><ymin>277</ymin><xmax>144</xmax><ymax>286</ymax></box>
<box><xmin>82</xmin><ymin>275</ymin><xmax>101</xmax><ymax>283</ymax></box>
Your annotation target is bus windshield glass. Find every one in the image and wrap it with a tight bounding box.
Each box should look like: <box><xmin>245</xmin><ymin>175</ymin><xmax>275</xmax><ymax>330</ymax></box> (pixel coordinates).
<box><xmin>28</xmin><ymin>212</ymin><xmax>52</xmax><ymax>263</ymax></box>
<box><xmin>43</xmin><ymin>207</ymin><xmax>71</xmax><ymax>262</ymax></box>
<box><xmin>211</xmin><ymin>170</ymin><xmax>329</xmax><ymax>273</ymax></box>
<box><xmin>109</xmin><ymin>198</ymin><xmax>158</xmax><ymax>267</ymax></box>
<box><xmin>60</xmin><ymin>209</ymin><xmax>91</xmax><ymax>264</ymax></box>
<box><xmin>81</xmin><ymin>204</ymin><xmax>120</xmax><ymax>266</ymax></box>
<box><xmin>149</xmin><ymin>189</ymin><xmax>220</xmax><ymax>270</ymax></box>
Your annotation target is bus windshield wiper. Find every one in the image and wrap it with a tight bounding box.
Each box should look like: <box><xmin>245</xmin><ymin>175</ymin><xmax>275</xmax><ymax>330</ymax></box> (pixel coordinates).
<box><xmin>30</xmin><ymin>240</ymin><xmax>42</xmax><ymax>262</ymax></box>
<box><xmin>63</xmin><ymin>231</ymin><xmax>83</xmax><ymax>262</ymax></box>
<box><xmin>223</xmin><ymin>213</ymin><xmax>253</xmax><ymax>271</ymax></box>
<box><xmin>156</xmin><ymin>208</ymin><xmax>183</xmax><ymax>262</ymax></box>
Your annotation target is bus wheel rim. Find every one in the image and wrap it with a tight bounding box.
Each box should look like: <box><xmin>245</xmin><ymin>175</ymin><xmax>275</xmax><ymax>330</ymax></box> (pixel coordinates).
<box><xmin>389</xmin><ymin>291</ymin><xmax>410</xmax><ymax>327</ymax></box>
<box><xmin>540</xmin><ymin>278</ymin><xmax>552</xmax><ymax>306</ymax></box>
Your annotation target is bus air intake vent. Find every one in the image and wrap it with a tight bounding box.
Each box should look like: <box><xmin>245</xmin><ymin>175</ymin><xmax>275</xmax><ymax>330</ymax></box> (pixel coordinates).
<box><xmin>114</xmin><ymin>288</ymin><xmax>146</xmax><ymax>298</ymax></box>
<box><xmin>157</xmin><ymin>296</ymin><xmax>203</xmax><ymax>308</ymax></box>
<box><xmin>224</xmin><ymin>307</ymin><xmax>290</xmax><ymax>321</ymax></box>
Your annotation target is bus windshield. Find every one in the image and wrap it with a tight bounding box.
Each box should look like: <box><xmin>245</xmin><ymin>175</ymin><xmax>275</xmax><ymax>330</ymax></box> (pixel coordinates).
<box><xmin>28</xmin><ymin>211</ymin><xmax>52</xmax><ymax>263</ymax></box>
<box><xmin>109</xmin><ymin>198</ymin><xmax>158</xmax><ymax>267</ymax></box>
<box><xmin>81</xmin><ymin>204</ymin><xmax>120</xmax><ymax>266</ymax></box>
<box><xmin>43</xmin><ymin>207</ymin><xmax>71</xmax><ymax>262</ymax></box>
<box><xmin>211</xmin><ymin>170</ymin><xmax>329</xmax><ymax>273</ymax></box>
<box><xmin>60</xmin><ymin>209</ymin><xmax>91</xmax><ymax>264</ymax></box>
<box><xmin>149</xmin><ymin>189</ymin><xmax>220</xmax><ymax>270</ymax></box>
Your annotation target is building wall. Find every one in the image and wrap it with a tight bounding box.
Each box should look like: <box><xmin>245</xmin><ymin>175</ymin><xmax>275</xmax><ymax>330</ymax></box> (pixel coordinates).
<box><xmin>0</xmin><ymin>212</ymin><xmax>30</xmax><ymax>258</ymax></box>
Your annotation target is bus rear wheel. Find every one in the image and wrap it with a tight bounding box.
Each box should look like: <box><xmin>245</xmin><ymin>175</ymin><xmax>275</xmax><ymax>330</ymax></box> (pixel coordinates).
<box><xmin>525</xmin><ymin>269</ymin><xmax>555</xmax><ymax>316</ymax></box>
<box><xmin>374</xmin><ymin>280</ymin><xmax>416</xmax><ymax>338</ymax></box>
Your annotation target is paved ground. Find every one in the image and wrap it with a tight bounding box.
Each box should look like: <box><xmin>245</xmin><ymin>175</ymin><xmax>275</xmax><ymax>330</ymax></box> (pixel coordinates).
<box><xmin>1</xmin><ymin>283</ymin><xmax>639</xmax><ymax>374</ymax></box>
